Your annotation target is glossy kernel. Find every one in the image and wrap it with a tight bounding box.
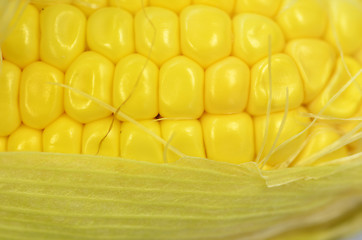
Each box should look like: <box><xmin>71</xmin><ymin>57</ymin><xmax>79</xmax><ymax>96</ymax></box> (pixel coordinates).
<box><xmin>2</xmin><ymin>4</ymin><xmax>39</xmax><ymax>69</ymax></box>
<box><xmin>0</xmin><ymin>61</ymin><xmax>21</xmax><ymax>137</ymax></box>
<box><xmin>233</xmin><ymin>13</ymin><xmax>285</xmax><ymax>66</ymax></box>
<box><xmin>40</xmin><ymin>4</ymin><xmax>86</xmax><ymax>71</ymax></box>
<box><xmin>135</xmin><ymin>7</ymin><xmax>179</xmax><ymax>66</ymax></box>
<box><xmin>254</xmin><ymin>107</ymin><xmax>310</xmax><ymax>166</ymax></box>
<box><xmin>325</xmin><ymin>0</ymin><xmax>362</xmax><ymax>54</ymax></box>
<box><xmin>43</xmin><ymin>114</ymin><xmax>83</xmax><ymax>154</ymax></box>
<box><xmin>109</xmin><ymin>0</ymin><xmax>149</xmax><ymax>14</ymax></box>
<box><xmin>73</xmin><ymin>0</ymin><xmax>108</xmax><ymax>16</ymax></box>
<box><xmin>201</xmin><ymin>113</ymin><xmax>254</xmax><ymax>164</ymax></box>
<box><xmin>161</xmin><ymin>120</ymin><xmax>205</xmax><ymax>162</ymax></box>
<box><xmin>149</xmin><ymin>0</ymin><xmax>191</xmax><ymax>13</ymax></box>
<box><xmin>247</xmin><ymin>54</ymin><xmax>304</xmax><ymax>116</ymax></box>
<box><xmin>65</xmin><ymin>51</ymin><xmax>114</xmax><ymax>123</ymax></box>
<box><xmin>193</xmin><ymin>0</ymin><xmax>235</xmax><ymax>14</ymax></box>
<box><xmin>20</xmin><ymin>62</ymin><xmax>64</xmax><ymax>129</ymax></box>
<box><xmin>82</xmin><ymin>117</ymin><xmax>121</xmax><ymax>157</ymax></box>
<box><xmin>295</xmin><ymin>125</ymin><xmax>349</xmax><ymax>166</ymax></box>
<box><xmin>113</xmin><ymin>54</ymin><xmax>158</xmax><ymax>120</ymax></box>
<box><xmin>276</xmin><ymin>0</ymin><xmax>327</xmax><ymax>39</ymax></box>
<box><xmin>159</xmin><ymin>56</ymin><xmax>204</xmax><ymax>118</ymax></box>
<box><xmin>180</xmin><ymin>5</ymin><xmax>232</xmax><ymax>67</ymax></box>
<box><xmin>120</xmin><ymin>120</ymin><xmax>163</xmax><ymax>163</ymax></box>
<box><xmin>0</xmin><ymin>137</ymin><xmax>6</xmax><ymax>152</ymax></box>
<box><xmin>308</xmin><ymin>57</ymin><xmax>362</xmax><ymax>118</ymax></box>
<box><xmin>205</xmin><ymin>57</ymin><xmax>250</xmax><ymax>114</ymax></box>
<box><xmin>285</xmin><ymin>39</ymin><xmax>336</xmax><ymax>103</ymax></box>
<box><xmin>87</xmin><ymin>7</ymin><xmax>134</xmax><ymax>63</ymax></box>
<box><xmin>234</xmin><ymin>0</ymin><xmax>282</xmax><ymax>17</ymax></box>
<box><xmin>7</xmin><ymin>125</ymin><xmax>42</xmax><ymax>152</ymax></box>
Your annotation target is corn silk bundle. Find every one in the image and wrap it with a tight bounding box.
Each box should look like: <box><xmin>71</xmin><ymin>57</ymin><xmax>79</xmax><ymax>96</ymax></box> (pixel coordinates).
<box><xmin>0</xmin><ymin>0</ymin><xmax>362</xmax><ymax>239</ymax></box>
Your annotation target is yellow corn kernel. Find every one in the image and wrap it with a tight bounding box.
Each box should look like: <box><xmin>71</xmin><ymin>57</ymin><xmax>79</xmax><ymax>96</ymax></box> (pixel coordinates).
<box><xmin>254</xmin><ymin>107</ymin><xmax>311</xmax><ymax>166</ymax></box>
<box><xmin>180</xmin><ymin>5</ymin><xmax>232</xmax><ymax>67</ymax></box>
<box><xmin>20</xmin><ymin>61</ymin><xmax>64</xmax><ymax>129</ymax></box>
<box><xmin>201</xmin><ymin>113</ymin><xmax>254</xmax><ymax>164</ymax></box>
<box><xmin>40</xmin><ymin>4</ymin><xmax>86</xmax><ymax>71</ymax></box>
<box><xmin>233</xmin><ymin>13</ymin><xmax>285</xmax><ymax>66</ymax></box>
<box><xmin>65</xmin><ymin>51</ymin><xmax>114</xmax><ymax>123</ymax></box>
<box><xmin>82</xmin><ymin>117</ymin><xmax>121</xmax><ymax>157</ymax></box>
<box><xmin>161</xmin><ymin>120</ymin><xmax>205</xmax><ymax>162</ymax></box>
<box><xmin>0</xmin><ymin>61</ymin><xmax>21</xmax><ymax>137</ymax></box>
<box><xmin>247</xmin><ymin>53</ymin><xmax>304</xmax><ymax>116</ymax></box>
<box><xmin>234</xmin><ymin>0</ymin><xmax>282</xmax><ymax>17</ymax></box>
<box><xmin>285</xmin><ymin>39</ymin><xmax>336</xmax><ymax>103</ymax></box>
<box><xmin>7</xmin><ymin>125</ymin><xmax>42</xmax><ymax>152</ymax></box>
<box><xmin>149</xmin><ymin>0</ymin><xmax>191</xmax><ymax>13</ymax></box>
<box><xmin>295</xmin><ymin>125</ymin><xmax>349</xmax><ymax>166</ymax></box>
<box><xmin>135</xmin><ymin>7</ymin><xmax>179</xmax><ymax>66</ymax></box>
<box><xmin>0</xmin><ymin>137</ymin><xmax>7</xmax><ymax>152</ymax></box>
<box><xmin>120</xmin><ymin>120</ymin><xmax>163</xmax><ymax>163</ymax></box>
<box><xmin>30</xmin><ymin>0</ymin><xmax>73</xmax><ymax>10</ymax></box>
<box><xmin>43</xmin><ymin>114</ymin><xmax>83</xmax><ymax>154</ymax></box>
<box><xmin>73</xmin><ymin>0</ymin><xmax>108</xmax><ymax>16</ymax></box>
<box><xmin>109</xmin><ymin>0</ymin><xmax>149</xmax><ymax>14</ymax></box>
<box><xmin>193</xmin><ymin>0</ymin><xmax>235</xmax><ymax>14</ymax></box>
<box><xmin>325</xmin><ymin>0</ymin><xmax>362</xmax><ymax>54</ymax></box>
<box><xmin>159</xmin><ymin>56</ymin><xmax>204</xmax><ymax>118</ymax></box>
<box><xmin>276</xmin><ymin>0</ymin><xmax>327</xmax><ymax>39</ymax></box>
<box><xmin>308</xmin><ymin>57</ymin><xmax>362</xmax><ymax>118</ymax></box>
<box><xmin>355</xmin><ymin>47</ymin><xmax>362</xmax><ymax>65</ymax></box>
<box><xmin>205</xmin><ymin>57</ymin><xmax>250</xmax><ymax>114</ymax></box>
<box><xmin>113</xmin><ymin>54</ymin><xmax>158</xmax><ymax>120</ymax></box>
<box><xmin>87</xmin><ymin>7</ymin><xmax>134</xmax><ymax>63</ymax></box>
<box><xmin>1</xmin><ymin>4</ymin><xmax>38</xmax><ymax>69</ymax></box>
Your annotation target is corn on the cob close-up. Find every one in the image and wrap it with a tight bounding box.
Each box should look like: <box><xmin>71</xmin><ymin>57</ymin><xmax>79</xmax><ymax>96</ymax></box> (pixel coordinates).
<box><xmin>0</xmin><ymin>0</ymin><xmax>362</xmax><ymax>239</ymax></box>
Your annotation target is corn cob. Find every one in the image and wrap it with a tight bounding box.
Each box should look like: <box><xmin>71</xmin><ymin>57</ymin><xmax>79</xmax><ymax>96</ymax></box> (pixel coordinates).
<box><xmin>0</xmin><ymin>0</ymin><xmax>361</xmax><ymax>239</ymax></box>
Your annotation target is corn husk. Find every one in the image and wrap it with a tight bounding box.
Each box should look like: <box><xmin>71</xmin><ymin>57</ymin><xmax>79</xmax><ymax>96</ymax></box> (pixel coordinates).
<box><xmin>0</xmin><ymin>152</ymin><xmax>361</xmax><ymax>239</ymax></box>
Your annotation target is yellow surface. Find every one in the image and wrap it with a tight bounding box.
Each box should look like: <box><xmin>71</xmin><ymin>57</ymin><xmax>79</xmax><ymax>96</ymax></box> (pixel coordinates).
<box><xmin>180</xmin><ymin>5</ymin><xmax>232</xmax><ymax>67</ymax></box>
<box><xmin>295</xmin><ymin>125</ymin><xmax>349</xmax><ymax>166</ymax></box>
<box><xmin>42</xmin><ymin>114</ymin><xmax>83</xmax><ymax>154</ymax></box>
<box><xmin>160</xmin><ymin>119</ymin><xmax>205</xmax><ymax>162</ymax></box>
<box><xmin>0</xmin><ymin>61</ymin><xmax>21</xmax><ymax>137</ymax></box>
<box><xmin>0</xmin><ymin>137</ymin><xmax>6</xmax><ymax>152</ymax></box>
<box><xmin>1</xmin><ymin>4</ymin><xmax>38</xmax><ymax>68</ymax></box>
<box><xmin>285</xmin><ymin>39</ymin><xmax>336</xmax><ymax>103</ymax></box>
<box><xmin>64</xmin><ymin>51</ymin><xmax>114</xmax><ymax>123</ymax></box>
<box><xmin>233</xmin><ymin>13</ymin><xmax>285</xmax><ymax>66</ymax></box>
<box><xmin>254</xmin><ymin>107</ymin><xmax>311</xmax><ymax>166</ymax></box>
<box><xmin>205</xmin><ymin>56</ymin><xmax>250</xmax><ymax>114</ymax></box>
<box><xmin>247</xmin><ymin>53</ymin><xmax>304</xmax><ymax>116</ymax></box>
<box><xmin>20</xmin><ymin>61</ymin><xmax>64</xmax><ymax>129</ymax></box>
<box><xmin>109</xmin><ymin>0</ymin><xmax>149</xmax><ymax>14</ymax></box>
<box><xmin>120</xmin><ymin>120</ymin><xmax>163</xmax><ymax>163</ymax></box>
<box><xmin>149</xmin><ymin>0</ymin><xmax>191</xmax><ymax>13</ymax></box>
<box><xmin>308</xmin><ymin>57</ymin><xmax>362</xmax><ymax>118</ymax></box>
<box><xmin>0</xmin><ymin>1</ymin><xmax>362</xmax><ymax>239</ymax></box>
<box><xmin>324</xmin><ymin>0</ymin><xmax>362</xmax><ymax>54</ymax></box>
<box><xmin>159</xmin><ymin>56</ymin><xmax>204</xmax><ymax>118</ymax></box>
<box><xmin>7</xmin><ymin>125</ymin><xmax>42</xmax><ymax>151</ymax></box>
<box><xmin>87</xmin><ymin>7</ymin><xmax>134</xmax><ymax>63</ymax></box>
<box><xmin>135</xmin><ymin>6</ymin><xmax>179</xmax><ymax>66</ymax></box>
<box><xmin>73</xmin><ymin>0</ymin><xmax>107</xmax><ymax>16</ymax></box>
<box><xmin>113</xmin><ymin>54</ymin><xmax>158</xmax><ymax>120</ymax></box>
<box><xmin>201</xmin><ymin>112</ymin><xmax>254</xmax><ymax>164</ymax></box>
<box><xmin>82</xmin><ymin>117</ymin><xmax>121</xmax><ymax>157</ymax></box>
<box><xmin>193</xmin><ymin>0</ymin><xmax>235</xmax><ymax>14</ymax></box>
<box><xmin>234</xmin><ymin>0</ymin><xmax>282</xmax><ymax>17</ymax></box>
<box><xmin>40</xmin><ymin>4</ymin><xmax>86</xmax><ymax>71</ymax></box>
<box><xmin>276</xmin><ymin>0</ymin><xmax>327</xmax><ymax>39</ymax></box>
